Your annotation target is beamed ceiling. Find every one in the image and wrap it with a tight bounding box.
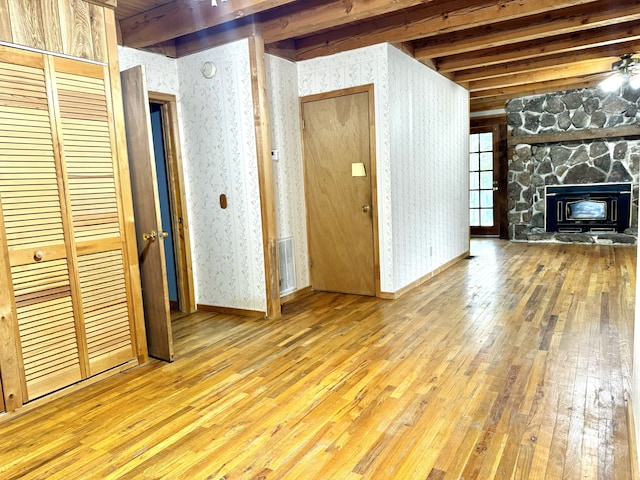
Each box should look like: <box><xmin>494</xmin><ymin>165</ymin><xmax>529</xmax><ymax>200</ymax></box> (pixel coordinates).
<box><xmin>114</xmin><ymin>0</ymin><xmax>640</xmax><ymax>115</ymax></box>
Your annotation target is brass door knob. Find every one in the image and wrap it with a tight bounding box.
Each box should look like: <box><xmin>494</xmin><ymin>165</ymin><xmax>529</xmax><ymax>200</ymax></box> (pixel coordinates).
<box><xmin>362</xmin><ymin>205</ymin><xmax>370</xmax><ymax>213</ymax></box>
<box><xmin>160</xmin><ymin>231</ymin><xmax>169</xmax><ymax>239</ymax></box>
<box><xmin>142</xmin><ymin>231</ymin><xmax>157</xmax><ymax>242</ymax></box>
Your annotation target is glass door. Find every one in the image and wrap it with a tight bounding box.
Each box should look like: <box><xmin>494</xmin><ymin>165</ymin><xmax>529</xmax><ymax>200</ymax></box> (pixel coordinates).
<box><xmin>469</xmin><ymin>127</ymin><xmax>500</xmax><ymax>236</ymax></box>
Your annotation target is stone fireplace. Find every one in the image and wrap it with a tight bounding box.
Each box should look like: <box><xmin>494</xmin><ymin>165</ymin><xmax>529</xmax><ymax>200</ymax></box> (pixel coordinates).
<box><xmin>506</xmin><ymin>87</ymin><xmax>640</xmax><ymax>243</ymax></box>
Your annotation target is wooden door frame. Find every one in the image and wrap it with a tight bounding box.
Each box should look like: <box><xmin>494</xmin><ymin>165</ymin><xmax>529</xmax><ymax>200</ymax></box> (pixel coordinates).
<box><xmin>469</xmin><ymin>123</ymin><xmax>508</xmax><ymax>238</ymax></box>
<box><xmin>300</xmin><ymin>84</ymin><xmax>381</xmax><ymax>297</ymax></box>
<box><xmin>248</xmin><ymin>35</ymin><xmax>281</xmax><ymax>319</ymax></box>
<box><xmin>148</xmin><ymin>92</ymin><xmax>196</xmax><ymax>314</ymax></box>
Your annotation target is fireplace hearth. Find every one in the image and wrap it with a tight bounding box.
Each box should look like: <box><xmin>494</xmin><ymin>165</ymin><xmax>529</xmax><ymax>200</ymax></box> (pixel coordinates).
<box><xmin>545</xmin><ymin>183</ymin><xmax>632</xmax><ymax>233</ymax></box>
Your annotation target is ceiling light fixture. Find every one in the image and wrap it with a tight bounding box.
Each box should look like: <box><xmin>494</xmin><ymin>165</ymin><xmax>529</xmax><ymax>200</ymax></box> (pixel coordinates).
<box><xmin>211</xmin><ymin>0</ymin><xmax>227</xmax><ymax>6</ymax></box>
<box><xmin>599</xmin><ymin>53</ymin><xmax>640</xmax><ymax>92</ymax></box>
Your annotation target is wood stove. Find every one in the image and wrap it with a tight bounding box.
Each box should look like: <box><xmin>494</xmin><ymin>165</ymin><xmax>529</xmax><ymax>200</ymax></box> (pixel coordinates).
<box><xmin>545</xmin><ymin>182</ymin><xmax>632</xmax><ymax>233</ymax></box>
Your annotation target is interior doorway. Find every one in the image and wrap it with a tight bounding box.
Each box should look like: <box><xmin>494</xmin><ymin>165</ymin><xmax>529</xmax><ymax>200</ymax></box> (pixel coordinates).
<box><xmin>148</xmin><ymin>93</ymin><xmax>196</xmax><ymax>313</ymax></box>
<box><xmin>469</xmin><ymin>124</ymin><xmax>508</xmax><ymax>238</ymax></box>
<box><xmin>150</xmin><ymin>103</ymin><xmax>178</xmax><ymax>309</ymax></box>
<box><xmin>301</xmin><ymin>85</ymin><xmax>379</xmax><ymax>296</ymax></box>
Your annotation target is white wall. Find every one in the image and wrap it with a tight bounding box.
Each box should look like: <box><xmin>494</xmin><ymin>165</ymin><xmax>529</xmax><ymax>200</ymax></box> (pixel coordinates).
<box><xmin>118</xmin><ymin>47</ymin><xmax>179</xmax><ymax>93</ymax></box>
<box><xmin>264</xmin><ymin>55</ymin><xmax>309</xmax><ymax>292</ymax></box>
<box><xmin>298</xmin><ymin>44</ymin><xmax>469</xmax><ymax>293</ymax></box>
<box><xmin>176</xmin><ymin>41</ymin><xmax>266</xmax><ymax>312</ymax></box>
<box><xmin>118</xmin><ymin>43</ymin><xmax>267</xmax><ymax>312</ymax></box>
<box><xmin>387</xmin><ymin>45</ymin><xmax>469</xmax><ymax>289</ymax></box>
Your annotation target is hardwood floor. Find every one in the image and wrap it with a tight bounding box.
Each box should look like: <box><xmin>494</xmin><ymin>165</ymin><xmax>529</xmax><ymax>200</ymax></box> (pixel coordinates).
<box><xmin>0</xmin><ymin>239</ymin><xmax>636</xmax><ymax>479</ymax></box>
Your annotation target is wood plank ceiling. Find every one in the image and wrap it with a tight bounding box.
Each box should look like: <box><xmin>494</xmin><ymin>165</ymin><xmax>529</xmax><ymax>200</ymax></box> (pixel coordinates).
<box><xmin>114</xmin><ymin>0</ymin><xmax>640</xmax><ymax>115</ymax></box>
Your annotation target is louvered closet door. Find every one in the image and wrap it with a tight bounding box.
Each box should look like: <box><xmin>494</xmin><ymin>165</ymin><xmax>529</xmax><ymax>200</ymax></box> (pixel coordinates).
<box><xmin>0</xmin><ymin>47</ymin><xmax>136</xmax><ymax>402</ymax></box>
<box><xmin>52</xmin><ymin>57</ymin><xmax>135</xmax><ymax>377</ymax></box>
<box><xmin>0</xmin><ymin>48</ymin><xmax>82</xmax><ymax>400</ymax></box>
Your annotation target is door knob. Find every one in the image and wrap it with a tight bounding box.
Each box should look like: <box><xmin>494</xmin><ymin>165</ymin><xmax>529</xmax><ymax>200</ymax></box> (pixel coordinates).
<box><xmin>362</xmin><ymin>205</ymin><xmax>370</xmax><ymax>213</ymax></box>
<box><xmin>160</xmin><ymin>231</ymin><xmax>169</xmax><ymax>238</ymax></box>
<box><xmin>142</xmin><ymin>231</ymin><xmax>157</xmax><ymax>242</ymax></box>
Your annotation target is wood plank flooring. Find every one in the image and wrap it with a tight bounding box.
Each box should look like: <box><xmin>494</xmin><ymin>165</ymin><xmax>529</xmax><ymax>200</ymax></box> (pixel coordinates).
<box><xmin>0</xmin><ymin>239</ymin><xmax>635</xmax><ymax>479</ymax></box>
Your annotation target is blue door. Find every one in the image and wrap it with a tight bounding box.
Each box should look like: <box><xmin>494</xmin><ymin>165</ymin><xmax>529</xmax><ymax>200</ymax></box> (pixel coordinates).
<box><xmin>150</xmin><ymin>103</ymin><xmax>179</xmax><ymax>305</ymax></box>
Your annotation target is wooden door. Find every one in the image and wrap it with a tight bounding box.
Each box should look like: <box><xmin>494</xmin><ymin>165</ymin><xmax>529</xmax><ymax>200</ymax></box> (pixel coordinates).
<box><xmin>0</xmin><ymin>46</ymin><xmax>137</xmax><ymax>401</ymax></box>
<box><xmin>469</xmin><ymin>125</ymin><xmax>508</xmax><ymax>237</ymax></box>
<box><xmin>0</xmin><ymin>51</ymin><xmax>83</xmax><ymax>400</ymax></box>
<box><xmin>121</xmin><ymin>67</ymin><xmax>174</xmax><ymax>362</ymax></box>
<box><xmin>302</xmin><ymin>90</ymin><xmax>376</xmax><ymax>296</ymax></box>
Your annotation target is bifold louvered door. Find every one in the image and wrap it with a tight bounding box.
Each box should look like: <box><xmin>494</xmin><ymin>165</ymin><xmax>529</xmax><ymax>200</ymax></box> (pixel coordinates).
<box><xmin>0</xmin><ymin>46</ymin><xmax>136</xmax><ymax>401</ymax></box>
<box><xmin>53</xmin><ymin>57</ymin><xmax>135</xmax><ymax>378</ymax></box>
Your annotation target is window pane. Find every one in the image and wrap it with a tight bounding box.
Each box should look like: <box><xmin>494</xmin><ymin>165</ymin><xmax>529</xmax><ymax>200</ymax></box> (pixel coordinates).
<box><xmin>470</xmin><ymin>172</ymin><xmax>479</xmax><ymax>190</ymax></box>
<box><xmin>469</xmin><ymin>153</ymin><xmax>479</xmax><ymax>171</ymax></box>
<box><xmin>480</xmin><ymin>152</ymin><xmax>493</xmax><ymax>171</ymax></box>
<box><xmin>481</xmin><ymin>208</ymin><xmax>494</xmax><ymax>226</ymax></box>
<box><xmin>479</xmin><ymin>132</ymin><xmax>493</xmax><ymax>151</ymax></box>
<box><xmin>470</xmin><ymin>209</ymin><xmax>480</xmax><ymax>226</ymax></box>
<box><xmin>470</xmin><ymin>134</ymin><xmax>479</xmax><ymax>153</ymax></box>
<box><xmin>481</xmin><ymin>190</ymin><xmax>494</xmax><ymax>208</ymax></box>
<box><xmin>480</xmin><ymin>171</ymin><xmax>493</xmax><ymax>189</ymax></box>
<box><xmin>470</xmin><ymin>190</ymin><xmax>480</xmax><ymax>208</ymax></box>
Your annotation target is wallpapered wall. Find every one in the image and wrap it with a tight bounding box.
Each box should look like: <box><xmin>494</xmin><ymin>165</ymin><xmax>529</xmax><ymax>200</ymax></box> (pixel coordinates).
<box><xmin>387</xmin><ymin>46</ymin><xmax>470</xmax><ymax>289</ymax></box>
<box><xmin>264</xmin><ymin>55</ymin><xmax>309</xmax><ymax>292</ymax></box>
<box><xmin>118</xmin><ymin>41</ymin><xmax>267</xmax><ymax>312</ymax></box>
<box><xmin>297</xmin><ymin>44</ymin><xmax>393</xmax><ymax>291</ymax></box>
<box><xmin>298</xmin><ymin>44</ymin><xmax>469</xmax><ymax>293</ymax></box>
<box><xmin>118</xmin><ymin>41</ymin><xmax>469</xmax><ymax>307</ymax></box>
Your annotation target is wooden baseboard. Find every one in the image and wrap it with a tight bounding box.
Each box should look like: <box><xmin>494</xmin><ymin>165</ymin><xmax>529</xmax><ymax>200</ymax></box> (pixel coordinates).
<box><xmin>627</xmin><ymin>393</ymin><xmax>640</xmax><ymax>480</ymax></box>
<box><xmin>197</xmin><ymin>304</ymin><xmax>265</xmax><ymax>318</ymax></box>
<box><xmin>378</xmin><ymin>250</ymin><xmax>470</xmax><ymax>300</ymax></box>
<box><xmin>281</xmin><ymin>286</ymin><xmax>312</xmax><ymax>305</ymax></box>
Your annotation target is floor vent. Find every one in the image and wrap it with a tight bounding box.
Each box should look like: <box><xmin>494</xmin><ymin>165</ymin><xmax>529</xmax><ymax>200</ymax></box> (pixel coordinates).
<box><xmin>277</xmin><ymin>237</ymin><xmax>296</xmax><ymax>296</ymax></box>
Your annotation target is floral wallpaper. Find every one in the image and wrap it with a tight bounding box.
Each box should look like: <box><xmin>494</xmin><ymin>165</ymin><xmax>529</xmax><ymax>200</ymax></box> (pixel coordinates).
<box><xmin>117</xmin><ymin>41</ymin><xmax>469</xmax><ymax>307</ymax></box>
<box><xmin>387</xmin><ymin>46</ymin><xmax>469</xmax><ymax>289</ymax></box>
<box><xmin>176</xmin><ymin>41</ymin><xmax>266</xmax><ymax>312</ymax></box>
<box><xmin>265</xmin><ymin>55</ymin><xmax>309</xmax><ymax>291</ymax></box>
<box><xmin>118</xmin><ymin>42</ymin><xmax>267</xmax><ymax>312</ymax></box>
<box><xmin>118</xmin><ymin>47</ymin><xmax>179</xmax><ymax>93</ymax></box>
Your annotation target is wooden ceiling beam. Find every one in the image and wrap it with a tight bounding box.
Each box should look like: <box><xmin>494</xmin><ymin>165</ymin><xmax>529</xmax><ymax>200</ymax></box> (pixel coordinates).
<box><xmin>174</xmin><ymin>16</ymin><xmax>259</xmax><ymax>57</ymax></box>
<box><xmin>86</xmin><ymin>0</ymin><xmax>117</xmax><ymax>8</ymax></box>
<box><xmin>415</xmin><ymin>0</ymin><xmax>640</xmax><ymax>61</ymax></box>
<box><xmin>438</xmin><ymin>21</ymin><xmax>640</xmax><ymax>73</ymax></box>
<box><xmin>453</xmin><ymin>44</ymin><xmax>640</xmax><ymax>82</ymax></box>
<box><xmin>293</xmin><ymin>0</ymin><xmax>600</xmax><ymax>61</ymax></box>
<box><xmin>471</xmin><ymin>77</ymin><xmax>602</xmax><ymax>100</ymax></box>
<box><xmin>468</xmin><ymin>58</ymin><xmax>612</xmax><ymax>92</ymax></box>
<box><xmin>120</xmin><ymin>0</ymin><xmax>297</xmax><ymax>48</ymax></box>
<box><xmin>469</xmin><ymin>76</ymin><xmax>602</xmax><ymax>111</ymax></box>
<box><xmin>260</xmin><ymin>0</ymin><xmax>434</xmax><ymax>45</ymax></box>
